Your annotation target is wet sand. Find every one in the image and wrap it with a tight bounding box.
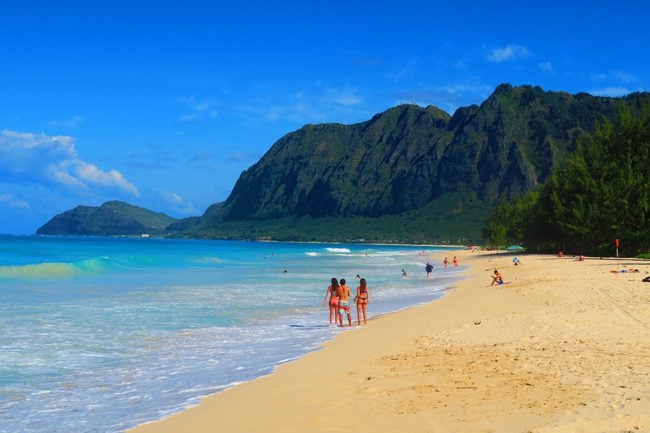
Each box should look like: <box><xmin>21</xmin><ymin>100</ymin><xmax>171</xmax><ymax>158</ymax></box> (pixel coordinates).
<box><xmin>130</xmin><ymin>250</ymin><xmax>650</xmax><ymax>433</ymax></box>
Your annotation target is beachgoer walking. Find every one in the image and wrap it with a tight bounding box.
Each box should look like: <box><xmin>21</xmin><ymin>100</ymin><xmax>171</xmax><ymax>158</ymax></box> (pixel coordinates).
<box><xmin>425</xmin><ymin>262</ymin><xmax>433</xmax><ymax>278</ymax></box>
<box><xmin>443</xmin><ymin>257</ymin><xmax>449</xmax><ymax>268</ymax></box>
<box><xmin>337</xmin><ymin>278</ymin><xmax>352</xmax><ymax>327</ymax></box>
<box><xmin>354</xmin><ymin>278</ymin><xmax>370</xmax><ymax>325</ymax></box>
<box><xmin>322</xmin><ymin>277</ymin><xmax>340</xmax><ymax>325</ymax></box>
<box><xmin>453</xmin><ymin>256</ymin><xmax>459</xmax><ymax>267</ymax></box>
<box><xmin>491</xmin><ymin>269</ymin><xmax>504</xmax><ymax>286</ymax></box>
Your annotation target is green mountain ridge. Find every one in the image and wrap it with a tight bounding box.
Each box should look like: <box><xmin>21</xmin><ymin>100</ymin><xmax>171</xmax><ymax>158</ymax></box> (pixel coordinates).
<box><xmin>179</xmin><ymin>84</ymin><xmax>650</xmax><ymax>242</ymax></box>
<box><xmin>36</xmin><ymin>201</ymin><xmax>178</xmax><ymax>236</ymax></box>
<box><xmin>37</xmin><ymin>84</ymin><xmax>650</xmax><ymax>243</ymax></box>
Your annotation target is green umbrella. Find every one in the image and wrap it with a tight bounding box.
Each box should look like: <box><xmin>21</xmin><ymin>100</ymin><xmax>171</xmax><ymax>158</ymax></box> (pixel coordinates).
<box><xmin>506</xmin><ymin>245</ymin><xmax>525</xmax><ymax>251</ymax></box>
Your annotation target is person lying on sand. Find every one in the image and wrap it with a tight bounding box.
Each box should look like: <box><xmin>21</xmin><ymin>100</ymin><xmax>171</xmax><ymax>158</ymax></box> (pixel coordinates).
<box><xmin>610</xmin><ymin>268</ymin><xmax>640</xmax><ymax>273</ymax></box>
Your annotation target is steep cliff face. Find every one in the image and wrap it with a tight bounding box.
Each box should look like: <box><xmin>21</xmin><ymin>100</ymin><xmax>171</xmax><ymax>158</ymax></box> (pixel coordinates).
<box><xmin>221</xmin><ymin>104</ymin><xmax>452</xmax><ymax>219</ymax></box>
<box><xmin>214</xmin><ymin>84</ymin><xmax>637</xmax><ymax>223</ymax></box>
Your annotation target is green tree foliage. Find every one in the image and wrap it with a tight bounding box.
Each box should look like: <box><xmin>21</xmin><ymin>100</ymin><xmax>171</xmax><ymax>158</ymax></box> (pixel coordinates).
<box><xmin>484</xmin><ymin>103</ymin><xmax>650</xmax><ymax>256</ymax></box>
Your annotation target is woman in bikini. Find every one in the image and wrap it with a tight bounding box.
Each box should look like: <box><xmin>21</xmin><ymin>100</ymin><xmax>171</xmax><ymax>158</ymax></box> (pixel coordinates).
<box><xmin>322</xmin><ymin>277</ymin><xmax>340</xmax><ymax>325</ymax></box>
<box><xmin>354</xmin><ymin>278</ymin><xmax>370</xmax><ymax>325</ymax></box>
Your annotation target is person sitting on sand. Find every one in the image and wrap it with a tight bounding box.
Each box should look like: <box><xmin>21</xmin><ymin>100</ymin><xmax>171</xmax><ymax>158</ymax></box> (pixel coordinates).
<box><xmin>322</xmin><ymin>278</ymin><xmax>340</xmax><ymax>325</ymax></box>
<box><xmin>337</xmin><ymin>278</ymin><xmax>352</xmax><ymax>327</ymax></box>
<box><xmin>354</xmin><ymin>278</ymin><xmax>370</xmax><ymax>325</ymax></box>
<box><xmin>491</xmin><ymin>269</ymin><xmax>504</xmax><ymax>286</ymax></box>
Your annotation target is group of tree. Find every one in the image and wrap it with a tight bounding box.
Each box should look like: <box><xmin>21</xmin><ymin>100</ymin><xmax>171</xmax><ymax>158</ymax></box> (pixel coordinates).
<box><xmin>484</xmin><ymin>102</ymin><xmax>650</xmax><ymax>257</ymax></box>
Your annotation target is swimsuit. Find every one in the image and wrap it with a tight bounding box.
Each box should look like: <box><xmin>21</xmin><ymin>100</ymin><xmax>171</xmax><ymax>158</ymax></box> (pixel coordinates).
<box><xmin>338</xmin><ymin>300</ymin><xmax>350</xmax><ymax>314</ymax></box>
<box><xmin>330</xmin><ymin>295</ymin><xmax>339</xmax><ymax>307</ymax></box>
<box><xmin>357</xmin><ymin>287</ymin><xmax>368</xmax><ymax>303</ymax></box>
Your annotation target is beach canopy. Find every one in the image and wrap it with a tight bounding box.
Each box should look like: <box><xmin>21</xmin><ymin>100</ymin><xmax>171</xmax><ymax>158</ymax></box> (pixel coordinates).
<box><xmin>506</xmin><ymin>245</ymin><xmax>525</xmax><ymax>251</ymax></box>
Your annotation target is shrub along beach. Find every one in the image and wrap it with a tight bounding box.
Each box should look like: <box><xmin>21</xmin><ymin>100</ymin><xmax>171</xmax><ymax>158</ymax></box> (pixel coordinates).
<box><xmin>130</xmin><ymin>250</ymin><xmax>650</xmax><ymax>433</ymax></box>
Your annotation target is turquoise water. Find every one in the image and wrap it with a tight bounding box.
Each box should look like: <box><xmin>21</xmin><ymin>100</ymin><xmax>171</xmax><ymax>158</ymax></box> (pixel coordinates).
<box><xmin>0</xmin><ymin>236</ymin><xmax>462</xmax><ymax>433</ymax></box>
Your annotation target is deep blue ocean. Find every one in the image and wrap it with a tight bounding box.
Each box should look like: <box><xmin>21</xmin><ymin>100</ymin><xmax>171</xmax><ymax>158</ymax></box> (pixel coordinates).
<box><xmin>0</xmin><ymin>235</ymin><xmax>462</xmax><ymax>433</ymax></box>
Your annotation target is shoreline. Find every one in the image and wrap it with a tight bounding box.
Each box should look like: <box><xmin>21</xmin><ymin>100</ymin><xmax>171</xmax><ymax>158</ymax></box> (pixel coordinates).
<box><xmin>129</xmin><ymin>250</ymin><xmax>650</xmax><ymax>433</ymax></box>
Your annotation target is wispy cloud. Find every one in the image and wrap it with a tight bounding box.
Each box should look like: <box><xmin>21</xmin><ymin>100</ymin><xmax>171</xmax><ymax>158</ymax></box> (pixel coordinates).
<box><xmin>538</xmin><ymin>61</ymin><xmax>554</xmax><ymax>72</ymax></box>
<box><xmin>0</xmin><ymin>193</ymin><xmax>30</xmax><ymax>209</ymax></box>
<box><xmin>150</xmin><ymin>189</ymin><xmax>198</xmax><ymax>216</ymax></box>
<box><xmin>488</xmin><ymin>44</ymin><xmax>531</xmax><ymax>62</ymax></box>
<box><xmin>0</xmin><ymin>130</ymin><xmax>139</xmax><ymax>197</ymax></box>
<box><xmin>124</xmin><ymin>142</ymin><xmax>179</xmax><ymax>170</ymax></box>
<box><xmin>592</xmin><ymin>70</ymin><xmax>638</xmax><ymax>84</ymax></box>
<box><xmin>250</xmin><ymin>87</ymin><xmax>366</xmax><ymax>124</ymax></box>
<box><xmin>222</xmin><ymin>151</ymin><xmax>260</xmax><ymax>163</ymax></box>
<box><xmin>386</xmin><ymin>57</ymin><xmax>419</xmax><ymax>82</ymax></box>
<box><xmin>50</xmin><ymin>115</ymin><xmax>85</xmax><ymax>129</ymax></box>
<box><xmin>588</xmin><ymin>87</ymin><xmax>631</xmax><ymax>97</ymax></box>
<box><xmin>177</xmin><ymin>96</ymin><xmax>219</xmax><ymax>124</ymax></box>
<box><xmin>333</xmin><ymin>93</ymin><xmax>363</xmax><ymax>106</ymax></box>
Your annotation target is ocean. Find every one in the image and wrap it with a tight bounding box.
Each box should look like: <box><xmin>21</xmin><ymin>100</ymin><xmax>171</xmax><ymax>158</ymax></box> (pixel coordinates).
<box><xmin>0</xmin><ymin>235</ymin><xmax>462</xmax><ymax>433</ymax></box>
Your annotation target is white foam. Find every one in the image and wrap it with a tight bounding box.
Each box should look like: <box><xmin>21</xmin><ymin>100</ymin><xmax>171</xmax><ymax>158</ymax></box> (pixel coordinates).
<box><xmin>325</xmin><ymin>247</ymin><xmax>351</xmax><ymax>253</ymax></box>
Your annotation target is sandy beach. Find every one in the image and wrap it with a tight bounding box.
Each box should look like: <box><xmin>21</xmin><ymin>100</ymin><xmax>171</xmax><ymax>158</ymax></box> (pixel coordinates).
<box><xmin>130</xmin><ymin>250</ymin><xmax>650</xmax><ymax>433</ymax></box>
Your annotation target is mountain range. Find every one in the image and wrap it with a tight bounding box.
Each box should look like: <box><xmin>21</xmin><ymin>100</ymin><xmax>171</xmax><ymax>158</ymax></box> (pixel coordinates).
<box><xmin>37</xmin><ymin>84</ymin><xmax>650</xmax><ymax>242</ymax></box>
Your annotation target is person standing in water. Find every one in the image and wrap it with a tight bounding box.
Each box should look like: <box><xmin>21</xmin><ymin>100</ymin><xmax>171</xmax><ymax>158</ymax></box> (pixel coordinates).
<box><xmin>354</xmin><ymin>278</ymin><xmax>370</xmax><ymax>325</ymax></box>
<box><xmin>322</xmin><ymin>277</ymin><xmax>340</xmax><ymax>325</ymax></box>
<box><xmin>337</xmin><ymin>278</ymin><xmax>352</xmax><ymax>327</ymax></box>
<box><xmin>443</xmin><ymin>257</ymin><xmax>449</xmax><ymax>268</ymax></box>
<box><xmin>453</xmin><ymin>256</ymin><xmax>459</xmax><ymax>267</ymax></box>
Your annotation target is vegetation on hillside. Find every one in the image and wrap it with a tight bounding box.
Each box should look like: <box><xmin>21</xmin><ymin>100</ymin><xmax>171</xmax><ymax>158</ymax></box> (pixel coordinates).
<box><xmin>36</xmin><ymin>201</ymin><xmax>178</xmax><ymax>236</ymax></box>
<box><xmin>483</xmin><ymin>103</ymin><xmax>650</xmax><ymax>256</ymax></box>
<box><xmin>182</xmin><ymin>192</ymin><xmax>488</xmax><ymax>244</ymax></box>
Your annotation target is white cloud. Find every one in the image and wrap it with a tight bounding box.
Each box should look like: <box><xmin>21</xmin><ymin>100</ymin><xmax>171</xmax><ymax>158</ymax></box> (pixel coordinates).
<box><xmin>538</xmin><ymin>61</ymin><xmax>553</xmax><ymax>72</ymax></box>
<box><xmin>488</xmin><ymin>44</ymin><xmax>531</xmax><ymax>62</ymax></box>
<box><xmin>50</xmin><ymin>115</ymin><xmax>85</xmax><ymax>128</ymax></box>
<box><xmin>333</xmin><ymin>94</ymin><xmax>363</xmax><ymax>106</ymax></box>
<box><xmin>588</xmin><ymin>87</ymin><xmax>631</xmax><ymax>97</ymax></box>
<box><xmin>0</xmin><ymin>130</ymin><xmax>139</xmax><ymax>197</ymax></box>
<box><xmin>0</xmin><ymin>193</ymin><xmax>30</xmax><ymax>209</ymax></box>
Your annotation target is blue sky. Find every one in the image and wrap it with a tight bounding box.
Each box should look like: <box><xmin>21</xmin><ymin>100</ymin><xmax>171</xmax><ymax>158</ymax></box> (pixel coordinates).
<box><xmin>1</xmin><ymin>1</ymin><xmax>648</xmax><ymax>234</ymax></box>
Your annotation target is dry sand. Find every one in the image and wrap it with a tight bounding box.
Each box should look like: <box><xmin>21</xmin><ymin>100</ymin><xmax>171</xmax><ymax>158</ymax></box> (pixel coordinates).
<box><xmin>130</xmin><ymin>251</ymin><xmax>650</xmax><ymax>433</ymax></box>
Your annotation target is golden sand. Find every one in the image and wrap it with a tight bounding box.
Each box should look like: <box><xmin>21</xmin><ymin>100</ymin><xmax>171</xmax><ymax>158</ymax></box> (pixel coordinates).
<box><xmin>130</xmin><ymin>250</ymin><xmax>650</xmax><ymax>433</ymax></box>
